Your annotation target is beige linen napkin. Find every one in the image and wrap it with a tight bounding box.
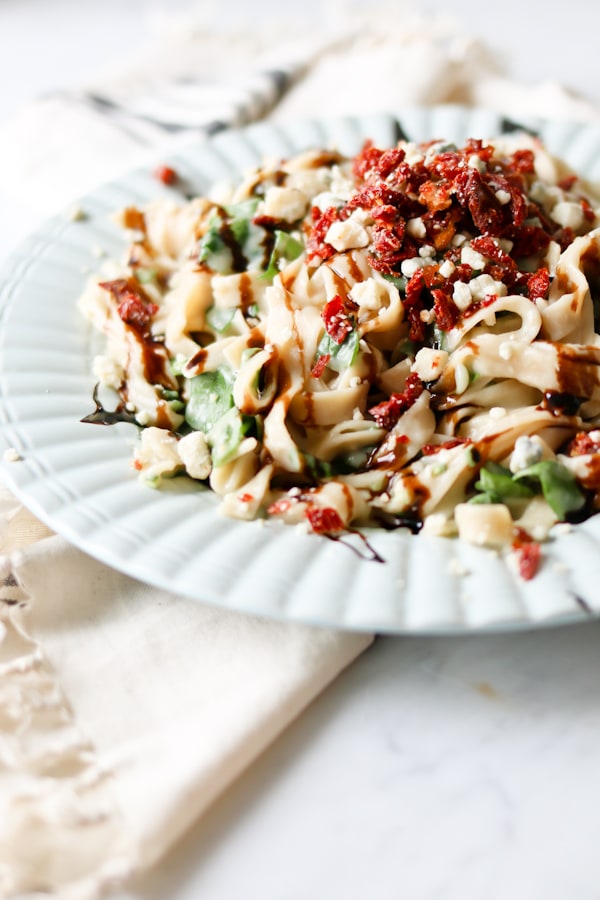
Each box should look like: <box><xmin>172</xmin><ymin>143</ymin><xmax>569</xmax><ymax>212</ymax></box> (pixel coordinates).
<box><xmin>0</xmin><ymin>9</ymin><xmax>599</xmax><ymax>900</ymax></box>
<box><xmin>0</xmin><ymin>488</ymin><xmax>370</xmax><ymax>897</ymax></box>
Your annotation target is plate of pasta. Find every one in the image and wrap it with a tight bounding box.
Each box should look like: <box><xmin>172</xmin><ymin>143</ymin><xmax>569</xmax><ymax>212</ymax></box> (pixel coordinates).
<box><xmin>3</xmin><ymin>105</ymin><xmax>600</xmax><ymax>633</ymax></box>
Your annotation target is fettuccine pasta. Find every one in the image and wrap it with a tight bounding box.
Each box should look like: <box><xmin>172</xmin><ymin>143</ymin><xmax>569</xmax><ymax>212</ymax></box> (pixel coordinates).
<box><xmin>79</xmin><ymin>133</ymin><xmax>600</xmax><ymax>577</ymax></box>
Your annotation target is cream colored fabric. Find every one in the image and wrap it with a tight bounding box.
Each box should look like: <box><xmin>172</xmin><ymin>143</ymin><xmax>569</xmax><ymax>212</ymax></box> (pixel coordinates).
<box><xmin>0</xmin><ymin>10</ymin><xmax>597</xmax><ymax>900</ymax></box>
<box><xmin>0</xmin><ymin>489</ymin><xmax>370</xmax><ymax>898</ymax></box>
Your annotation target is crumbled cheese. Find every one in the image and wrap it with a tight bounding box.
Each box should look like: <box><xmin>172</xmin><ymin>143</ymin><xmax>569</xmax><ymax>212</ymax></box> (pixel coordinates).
<box><xmin>452</xmin><ymin>280</ymin><xmax>473</xmax><ymax>311</ymax></box>
<box><xmin>495</xmin><ymin>189</ymin><xmax>511</xmax><ymax>205</ymax></box>
<box><xmin>550</xmin><ymin>200</ymin><xmax>584</xmax><ymax>230</ymax></box>
<box><xmin>419</xmin><ymin>309</ymin><xmax>435</xmax><ymax>324</ymax></box>
<box><xmin>418</xmin><ymin>244</ymin><xmax>436</xmax><ymax>258</ymax></box>
<box><xmin>91</xmin><ymin>245</ymin><xmax>105</xmax><ymax>258</ymax></box>
<box><xmin>451</xmin><ymin>233</ymin><xmax>466</xmax><ymax>248</ymax></box>
<box><xmin>401</xmin><ymin>256</ymin><xmax>428</xmax><ymax>278</ymax></box>
<box><xmin>134</xmin><ymin>427</ymin><xmax>181</xmax><ymax>481</ymax></box>
<box><xmin>461</xmin><ymin>245</ymin><xmax>487</xmax><ymax>270</ymax></box>
<box><xmin>178</xmin><ymin>431</ymin><xmax>212</xmax><ymax>480</ymax></box>
<box><xmin>407</xmin><ymin>217</ymin><xmax>427</xmax><ymax>239</ymax></box>
<box><xmin>3</xmin><ymin>447</ymin><xmax>21</xmax><ymax>462</ymax></box>
<box><xmin>325</xmin><ymin>212</ymin><xmax>369</xmax><ymax>252</ymax></box>
<box><xmin>92</xmin><ymin>354</ymin><xmax>125</xmax><ymax>390</ymax></box>
<box><xmin>311</xmin><ymin>190</ymin><xmax>346</xmax><ymax>212</ymax></box>
<box><xmin>411</xmin><ymin>347</ymin><xmax>449</xmax><ymax>382</ymax></box>
<box><xmin>328</xmin><ymin>165</ymin><xmax>354</xmax><ymax>199</ymax></box>
<box><xmin>509</xmin><ymin>435</ymin><xmax>544</xmax><ymax>473</ymax></box>
<box><xmin>438</xmin><ymin>259</ymin><xmax>455</xmax><ymax>278</ymax></box>
<box><xmin>261</xmin><ymin>186</ymin><xmax>308</xmax><ymax>223</ymax></box>
<box><xmin>350</xmin><ymin>277</ymin><xmax>382</xmax><ymax>311</ymax></box>
<box><xmin>467</xmin><ymin>154</ymin><xmax>486</xmax><ymax>173</ymax></box>
<box><xmin>403</xmin><ymin>143</ymin><xmax>424</xmax><ymax>166</ymax></box>
<box><xmin>468</xmin><ymin>273</ymin><xmax>507</xmax><ymax>302</ymax></box>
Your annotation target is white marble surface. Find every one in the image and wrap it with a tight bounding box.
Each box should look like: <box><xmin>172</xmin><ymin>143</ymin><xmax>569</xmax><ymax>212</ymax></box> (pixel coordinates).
<box><xmin>2</xmin><ymin>1</ymin><xmax>600</xmax><ymax>898</ymax></box>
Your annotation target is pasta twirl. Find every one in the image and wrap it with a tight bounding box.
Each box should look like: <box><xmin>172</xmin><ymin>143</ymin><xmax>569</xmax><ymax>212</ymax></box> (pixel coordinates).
<box><xmin>79</xmin><ymin>133</ymin><xmax>600</xmax><ymax>574</ymax></box>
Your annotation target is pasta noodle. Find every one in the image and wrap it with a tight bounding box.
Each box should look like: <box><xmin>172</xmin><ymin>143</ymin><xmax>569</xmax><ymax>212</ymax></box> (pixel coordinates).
<box><xmin>79</xmin><ymin>132</ymin><xmax>600</xmax><ymax>576</ymax></box>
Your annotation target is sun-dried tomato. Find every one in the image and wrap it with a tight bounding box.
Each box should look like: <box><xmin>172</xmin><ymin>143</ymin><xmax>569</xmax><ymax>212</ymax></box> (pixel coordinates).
<box><xmin>558</xmin><ymin>174</ymin><xmax>578</xmax><ymax>191</ymax></box>
<box><xmin>347</xmin><ymin>182</ymin><xmax>409</xmax><ymax>214</ymax></box>
<box><xmin>267</xmin><ymin>497</ymin><xmax>294</xmax><ymax>516</ymax></box>
<box><xmin>581</xmin><ymin>197</ymin><xmax>596</xmax><ymax>223</ymax></box>
<box><xmin>368</xmin><ymin>373</ymin><xmax>424</xmax><ymax>429</ymax></box>
<box><xmin>469</xmin><ymin>236</ymin><xmax>521</xmax><ymax>286</ymax></box>
<box><xmin>513</xmin><ymin>541</ymin><xmax>541</xmax><ymax>581</ymax></box>
<box><xmin>322</xmin><ymin>294</ymin><xmax>356</xmax><ymax>344</ymax></box>
<box><xmin>418</xmin><ymin>179</ymin><xmax>453</xmax><ymax>212</ymax></box>
<box><xmin>488</xmin><ymin>173</ymin><xmax>528</xmax><ymax>228</ymax></box>
<box><xmin>421</xmin><ymin>438</ymin><xmax>471</xmax><ymax>455</ymax></box>
<box><xmin>352</xmin><ymin>140</ymin><xmax>384</xmax><ymax>181</ymax></box>
<box><xmin>557</xmin><ymin>226</ymin><xmax>576</xmax><ymax>252</ymax></box>
<box><xmin>310</xmin><ymin>354</ymin><xmax>331</xmax><ymax>378</ymax></box>
<box><xmin>455</xmin><ymin>168</ymin><xmax>506</xmax><ymax>236</ymax></box>
<box><xmin>431</xmin><ymin>288</ymin><xmax>459</xmax><ymax>331</ymax></box>
<box><xmin>116</xmin><ymin>293</ymin><xmax>158</xmax><ymax>331</ymax></box>
<box><xmin>426</xmin><ymin>212</ymin><xmax>458</xmax><ymax>251</ymax></box>
<box><xmin>99</xmin><ymin>278</ymin><xmax>158</xmax><ymax>333</ymax></box>
<box><xmin>368</xmin><ymin>219</ymin><xmax>420</xmax><ymax>274</ymax></box>
<box><xmin>462</xmin><ymin>293</ymin><xmax>498</xmax><ymax>319</ymax></box>
<box><xmin>375</xmin><ymin>146</ymin><xmax>406</xmax><ymax>179</ymax></box>
<box><xmin>306</xmin><ymin>205</ymin><xmax>341</xmax><ymax>261</ymax></box>
<box><xmin>527</xmin><ymin>267</ymin><xmax>550</xmax><ymax>302</ymax></box>
<box><xmin>508</xmin><ymin>225</ymin><xmax>552</xmax><ymax>259</ymax></box>
<box><xmin>305</xmin><ymin>506</ymin><xmax>345</xmax><ymax>534</ymax></box>
<box><xmin>370</xmin><ymin>204</ymin><xmax>401</xmax><ymax>223</ymax></box>
<box><xmin>402</xmin><ymin>269</ymin><xmax>427</xmax><ymax>341</ymax></box>
<box><xmin>509</xmin><ymin>149</ymin><xmax>535</xmax><ymax>175</ymax></box>
<box><xmin>154</xmin><ymin>164</ymin><xmax>177</xmax><ymax>185</ymax></box>
<box><xmin>464</xmin><ymin>138</ymin><xmax>494</xmax><ymax>163</ymax></box>
<box><xmin>567</xmin><ymin>431</ymin><xmax>600</xmax><ymax>456</ymax></box>
<box><xmin>430</xmin><ymin>151</ymin><xmax>463</xmax><ymax>181</ymax></box>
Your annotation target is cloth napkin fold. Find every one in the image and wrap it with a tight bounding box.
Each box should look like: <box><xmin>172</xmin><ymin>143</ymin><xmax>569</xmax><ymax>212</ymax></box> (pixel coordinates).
<box><xmin>0</xmin><ymin>9</ymin><xmax>599</xmax><ymax>900</ymax></box>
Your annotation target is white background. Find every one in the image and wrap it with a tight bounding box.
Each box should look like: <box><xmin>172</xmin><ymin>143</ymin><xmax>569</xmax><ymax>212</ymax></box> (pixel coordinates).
<box><xmin>3</xmin><ymin>2</ymin><xmax>600</xmax><ymax>899</ymax></box>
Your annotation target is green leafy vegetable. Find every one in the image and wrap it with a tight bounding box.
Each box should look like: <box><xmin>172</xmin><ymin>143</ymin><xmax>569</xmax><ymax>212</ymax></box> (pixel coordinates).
<box><xmin>315</xmin><ymin>328</ymin><xmax>360</xmax><ymax>373</ymax></box>
<box><xmin>514</xmin><ymin>460</ymin><xmax>586</xmax><ymax>519</ymax></box>
<box><xmin>206</xmin><ymin>305</ymin><xmax>236</xmax><ymax>333</ymax></box>
<box><xmin>303</xmin><ymin>452</ymin><xmax>335</xmax><ymax>480</ymax></box>
<box><xmin>198</xmin><ymin>199</ymin><xmax>264</xmax><ymax>274</ymax></box>
<box><xmin>383</xmin><ymin>273</ymin><xmax>407</xmax><ymax>293</ymax></box>
<box><xmin>198</xmin><ymin>216</ymin><xmax>233</xmax><ymax>274</ymax></box>
<box><xmin>135</xmin><ymin>268</ymin><xmax>158</xmax><ymax>284</ymax></box>
<box><xmin>208</xmin><ymin>407</ymin><xmax>254</xmax><ymax>466</ymax></box>
<box><xmin>475</xmin><ymin>462</ymin><xmax>534</xmax><ymax>501</ymax></box>
<box><xmin>184</xmin><ymin>367</ymin><xmax>235</xmax><ymax>433</ymax></box>
<box><xmin>261</xmin><ymin>230</ymin><xmax>303</xmax><ymax>281</ymax></box>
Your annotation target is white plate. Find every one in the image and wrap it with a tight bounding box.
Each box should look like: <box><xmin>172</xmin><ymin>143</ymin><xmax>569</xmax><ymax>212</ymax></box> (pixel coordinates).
<box><xmin>2</xmin><ymin>105</ymin><xmax>600</xmax><ymax>633</ymax></box>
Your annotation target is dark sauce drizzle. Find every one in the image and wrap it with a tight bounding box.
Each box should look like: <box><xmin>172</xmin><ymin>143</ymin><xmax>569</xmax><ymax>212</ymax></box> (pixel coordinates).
<box><xmin>324</xmin><ymin>529</ymin><xmax>385</xmax><ymax>563</ymax></box>
<box><xmin>81</xmin><ymin>384</ymin><xmax>138</xmax><ymax>426</ymax></box>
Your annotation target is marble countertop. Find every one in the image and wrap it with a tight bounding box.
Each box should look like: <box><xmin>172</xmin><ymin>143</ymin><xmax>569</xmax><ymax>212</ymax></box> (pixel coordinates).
<box><xmin>2</xmin><ymin>1</ymin><xmax>600</xmax><ymax>897</ymax></box>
